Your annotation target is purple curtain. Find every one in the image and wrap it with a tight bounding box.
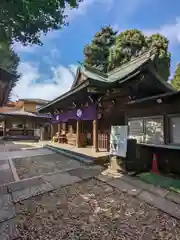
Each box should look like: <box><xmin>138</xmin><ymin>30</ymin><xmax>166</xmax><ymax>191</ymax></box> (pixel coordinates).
<box><xmin>51</xmin><ymin>105</ymin><xmax>96</xmax><ymax>123</ymax></box>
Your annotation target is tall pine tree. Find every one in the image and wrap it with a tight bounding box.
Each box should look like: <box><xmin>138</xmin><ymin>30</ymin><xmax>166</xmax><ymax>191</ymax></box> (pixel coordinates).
<box><xmin>83</xmin><ymin>26</ymin><xmax>117</xmax><ymax>72</ymax></box>
<box><xmin>83</xmin><ymin>27</ymin><xmax>171</xmax><ymax>81</ymax></box>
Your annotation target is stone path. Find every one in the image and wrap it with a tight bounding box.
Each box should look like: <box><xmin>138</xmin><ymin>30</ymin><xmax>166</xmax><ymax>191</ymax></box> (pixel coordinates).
<box><xmin>1</xmin><ymin>175</ymin><xmax>180</xmax><ymax>239</ymax></box>
<box><xmin>1</xmin><ymin>141</ymin><xmax>180</xmax><ymax>238</ymax></box>
<box><xmin>96</xmin><ymin>171</ymin><xmax>180</xmax><ymax>220</ymax></box>
<box><xmin>0</xmin><ymin>164</ymin><xmax>103</xmax><ymax>239</ymax></box>
<box><xmin>0</xmin><ymin>143</ymin><xmax>14</xmax><ymax>185</ymax></box>
<box><xmin>0</xmin><ymin>141</ymin><xmax>54</xmax><ymax>185</ymax></box>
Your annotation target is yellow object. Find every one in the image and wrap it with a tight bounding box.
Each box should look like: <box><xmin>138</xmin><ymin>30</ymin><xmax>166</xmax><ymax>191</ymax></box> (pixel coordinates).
<box><xmin>52</xmin><ymin>136</ymin><xmax>57</xmax><ymax>143</ymax></box>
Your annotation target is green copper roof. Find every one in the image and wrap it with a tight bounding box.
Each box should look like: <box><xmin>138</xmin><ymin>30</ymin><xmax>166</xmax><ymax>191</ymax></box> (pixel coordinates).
<box><xmin>79</xmin><ymin>49</ymin><xmax>154</xmax><ymax>83</ymax></box>
<box><xmin>79</xmin><ymin>49</ymin><xmax>174</xmax><ymax>92</ymax></box>
<box><xmin>81</xmin><ymin>66</ymin><xmax>108</xmax><ymax>82</ymax></box>
<box><xmin>39</xmin><ymin>49</ymin><xmax>174</xmax><ymax>112</ymax></box>
<box><xmin>108</xmin><ymin>50</ymin><xmax>153</xmax><ymax>82</ymax></box>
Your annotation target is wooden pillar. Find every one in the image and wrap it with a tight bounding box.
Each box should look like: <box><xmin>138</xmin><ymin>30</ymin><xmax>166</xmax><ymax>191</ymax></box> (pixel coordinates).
<box><xmin>40</xmin><ymin>125</ymin><xmax>44</xmax><ymax>141</ymax></box>
<box><xmin>76</xmin><ymin>120</ymin><xmax>80</xmax><ymax>148</ymax></box>
<box><xmin>3</xmin><ymin>120</ymin><xmax>6</xmax><ymax>137</ymax></box>
<box><xmin>23</xmin><ymin>120</ymin><xmax>26</xmax><ymax>136</ymax></box>
<box><xmin>58</xmin><ymin>123</ymin><xmax>61</xmax><ymax>133</ymax></box>
<box><xmin>33</xmin><ymin>122</ymin><xmax>35</xmax><ymax>137</ymax></box>
<box><xmin>93</xmin><ymin>118</ymin><xmax>98</xmax><ymax>152</ymax></box>
<box><xmin>50</xmin><ymin>124</ymin><xmax>54</xmax><ymax>139</ymax></box>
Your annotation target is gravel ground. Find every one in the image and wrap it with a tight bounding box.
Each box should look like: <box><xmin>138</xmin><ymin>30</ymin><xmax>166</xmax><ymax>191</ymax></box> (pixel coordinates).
<box><xmin>13</xmin><ymin>154</ymin><xmax>82</xmax><ymax>179</ymax></box>
<box><xmin>13</xmin><ymin>179</ymin><xmax>180</xmax><ymax>239</ymax></box>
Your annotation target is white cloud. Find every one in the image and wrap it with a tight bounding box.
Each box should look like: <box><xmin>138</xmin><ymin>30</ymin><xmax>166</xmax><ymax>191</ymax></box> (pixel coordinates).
<box><xmin>42</xmin><ymin>48</ymin><xmax>61</xmax><ymax>66</ymax></box>
<box><xmin>66</xmin><ymin>0</ymin><xmax>113</xmax><ymax>21</ymax></box>
<box><xmin>143</xmin><ymin>17</ymin><xmax>180</xmax><ymax>44</ymax></box>
<box><xmin>13</xmin><ymin>42</ymin><xmax>37</xmax><ymax>53</ymax></box>
<box><xmin>50</xmin><ymin>48</ymin><xmax>60</xmax><ymax>59</ymax></box>
<box><xmin>11</xmin><ymin>62</ymin><xmax>78</xmax><ymax>101</ymax></box>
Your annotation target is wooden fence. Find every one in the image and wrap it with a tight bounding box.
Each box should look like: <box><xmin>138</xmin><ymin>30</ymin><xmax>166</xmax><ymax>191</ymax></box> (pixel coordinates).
<box><xmin>98</xmin><ymin>132</ymin><xmax>110</xmax><ymax>151</ymax></box>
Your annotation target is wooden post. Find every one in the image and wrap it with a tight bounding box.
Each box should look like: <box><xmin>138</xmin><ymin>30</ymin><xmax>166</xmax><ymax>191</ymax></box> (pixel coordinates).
<box><xmin>40</xmin><ymin>126</ymin><xmax>44</xmax><ymax>141</ymax></box>
<box><xmin>33</xmin><ymin>122</ymin><xmax>35</xmax><ymax>137</ymax></box>
<box><xmin>76</xmin><ymin>120</ymin><xmax>80</xmax><ymax>148</ymax></box>
<box><xmin>23</xmin><ymin>120</ymin><xmax>26</xmax><ymax>136</ymax></box>
<box><xmin>58</xmin><ymin>123</ymin><xmax>61</xmax><ymax>134</ymax></box>
<box><xmin>50</xmin><ymin>124</ymin><xmax>54</xmax><ymax>139</ymax></box>
<box><xmin>93</xmin><ymin>119</ymin><xmax>98</xmax><ymax>152</ymax></box>
<box><xmin>3</xmin><ymin>120</ymin><xmax>6</xmax><ymax>137</ymax></box>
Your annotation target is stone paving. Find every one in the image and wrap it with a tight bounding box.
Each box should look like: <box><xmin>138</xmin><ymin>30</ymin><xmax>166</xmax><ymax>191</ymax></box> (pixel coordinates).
<box><xmin>1</xmin><ymin>178</ymin><xmax>180</xmax><ymax>239</ymax></box>
<box><xmin>0</xmin><ymin>142</ymin><xmax>14</xmax><ymax>185</ymax></box>
<box><xmin>0</xmin><ymin>141</ymin><xmax>55</xmax><ymax>185</ymax></box>
<box><xmin>96</xmin><ymin>171</ymin><xmax>180</xmax><ymax>220</ymax></box>
<box><xmin>2</xmin><ymin>141</ymin><xmax>180</xmax><ymax>238</ymax></box>
<box><xmin>13</xmin><ymin>153</ymin><xmax>83</xmax><ymax>180</ymax></box>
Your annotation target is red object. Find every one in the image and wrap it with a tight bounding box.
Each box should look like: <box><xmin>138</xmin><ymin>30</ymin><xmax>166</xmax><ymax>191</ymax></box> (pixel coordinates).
<box><xmin>151</xmin><ymin>153</ymin><xmax>160</xmax><ymax>174</ymax></box>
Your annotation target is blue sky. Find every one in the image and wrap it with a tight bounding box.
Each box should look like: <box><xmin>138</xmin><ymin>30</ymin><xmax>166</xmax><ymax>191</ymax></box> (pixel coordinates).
<box><xmin>12</xmin><ymin>0</ymin><xmax>180</xmax><ymax>100</ymax></box>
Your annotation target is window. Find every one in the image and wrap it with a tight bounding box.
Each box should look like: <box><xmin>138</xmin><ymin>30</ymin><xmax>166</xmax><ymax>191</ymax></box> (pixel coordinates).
<box><xmin>144</xmin><ymin>117</ymin><xmax>164</xmax><ymax>144</ymax></box>
<box><xmin>128</xmin><ymin>118</ymin><xmax>144</xmax><ymax>143</ymax></box>
<box><xmin>128</xmin><ymin>116</ymin><xmax>164</xmax><ymax>145</ymax></box>
<box><xmin>169</xmin><ymin>116</ymin><xmax>180</xmax><ymax>144</ymax></box>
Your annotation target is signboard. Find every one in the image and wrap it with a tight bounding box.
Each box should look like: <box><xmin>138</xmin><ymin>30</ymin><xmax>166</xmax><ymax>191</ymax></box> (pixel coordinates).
<box><xmin>110</xmin><ymin>125</ymin><xmax>128</xmax><ymax>157</ymax></box>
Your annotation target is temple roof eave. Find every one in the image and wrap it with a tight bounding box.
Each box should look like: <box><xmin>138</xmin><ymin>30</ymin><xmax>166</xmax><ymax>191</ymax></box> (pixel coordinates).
<box><xmin>0</xmin><ymin>111</ymin><xmax>51</xmax><ymax>120</ymax></box>
<box><xmin>38</xmin><ymin>49</ymin><xmax>174</xmax><ymax>112</ymax></box>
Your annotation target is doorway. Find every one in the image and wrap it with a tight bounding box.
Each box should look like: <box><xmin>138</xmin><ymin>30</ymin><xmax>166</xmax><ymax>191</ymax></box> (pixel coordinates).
<box><xmin>81</xmin><ymin>120</ymin><xmax>93</xmax><ymax>146</ymax></box>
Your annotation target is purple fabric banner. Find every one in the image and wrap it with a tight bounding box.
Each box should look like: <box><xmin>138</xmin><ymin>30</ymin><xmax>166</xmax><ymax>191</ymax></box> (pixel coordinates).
<box><xmin>51</xmin><ymin>105</ymin><xmax>97</xmax><ymax>123</ymax></box>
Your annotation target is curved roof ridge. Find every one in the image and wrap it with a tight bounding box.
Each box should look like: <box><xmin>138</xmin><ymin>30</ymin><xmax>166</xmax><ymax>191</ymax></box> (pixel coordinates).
<box><xmin>81</xmin><ymin>64</ymin><xmax>108</xmax><ymax>78</ymax></box>
<box><xmin>107</xmin><ymin>48</ymin><xmax>155</xmax><ymax>76</ymax></box>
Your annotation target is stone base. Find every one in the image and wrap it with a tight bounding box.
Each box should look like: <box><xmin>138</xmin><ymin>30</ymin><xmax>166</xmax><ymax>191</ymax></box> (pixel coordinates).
<box><xmin>109</xmin><ymin>156</ymin><xmax>124</xmax><ymax>173</ymax></box>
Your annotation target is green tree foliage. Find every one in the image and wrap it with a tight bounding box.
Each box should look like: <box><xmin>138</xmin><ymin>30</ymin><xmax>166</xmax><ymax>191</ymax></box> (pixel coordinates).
<box><xmin>171</xmin><ymin>63</ymin><xmax>180</xmax><ymax>90</ymax></box>
<box><xmin>0</xmin><ymin>41</ymin><xmax>20</xmax><ymax>98</ymax></box>
<box><xmin>0</xmin><ymin>0</ymin><xmax>82</xmax><ymax>45</ymax></box>
<box><xmin>83</xmin><ymin>26</ymin><xmax>117</xmax><ymax>72</ymax></box>
<box><xmin>84</xmin><ymin>28</ymin><xmax>171</xmax><ymax>81</ymax></box>
<box><xmin>146</xmin><ymin>34</ymin><xmax>171</xmax><ymax>81</ymax></box>
<box><xmin>108</xmin><ymin>30</ymin><xmax>147</xmax><ymax>70</ymax></box>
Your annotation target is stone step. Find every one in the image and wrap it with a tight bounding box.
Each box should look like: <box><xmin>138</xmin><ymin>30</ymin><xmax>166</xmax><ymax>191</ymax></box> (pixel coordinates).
<box><xmin>46</xmin><ymin>145</ymin><xmax>95</xmax><ymax>165</ymax></box>
<box><xmin>137</xmin><ymin>190</ymin><xmax>180</xmax><ymax>220</ymax></box>
<box><xmin>108</xmin><ymin>178</ymin><xmax>142</xmax><ymax>197</ymax></box>
<box><xmin>120</xmin><ymin>175</ymin><xmax>169</xmax><ymax>198</ymax></box>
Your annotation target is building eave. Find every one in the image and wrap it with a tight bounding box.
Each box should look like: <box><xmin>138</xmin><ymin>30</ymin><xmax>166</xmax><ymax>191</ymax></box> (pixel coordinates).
<box><xmin>38</xmin><ymin>79</ymin><xmax>90</xmax><ymax>112</ymax></box>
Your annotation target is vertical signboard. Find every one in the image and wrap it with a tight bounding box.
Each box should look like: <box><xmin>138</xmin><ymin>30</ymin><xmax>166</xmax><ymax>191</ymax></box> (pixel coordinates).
<box><xmin>110</xmin><ymin>125</ymin><xmax>128</xmax><ymax>157</ymax></box>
